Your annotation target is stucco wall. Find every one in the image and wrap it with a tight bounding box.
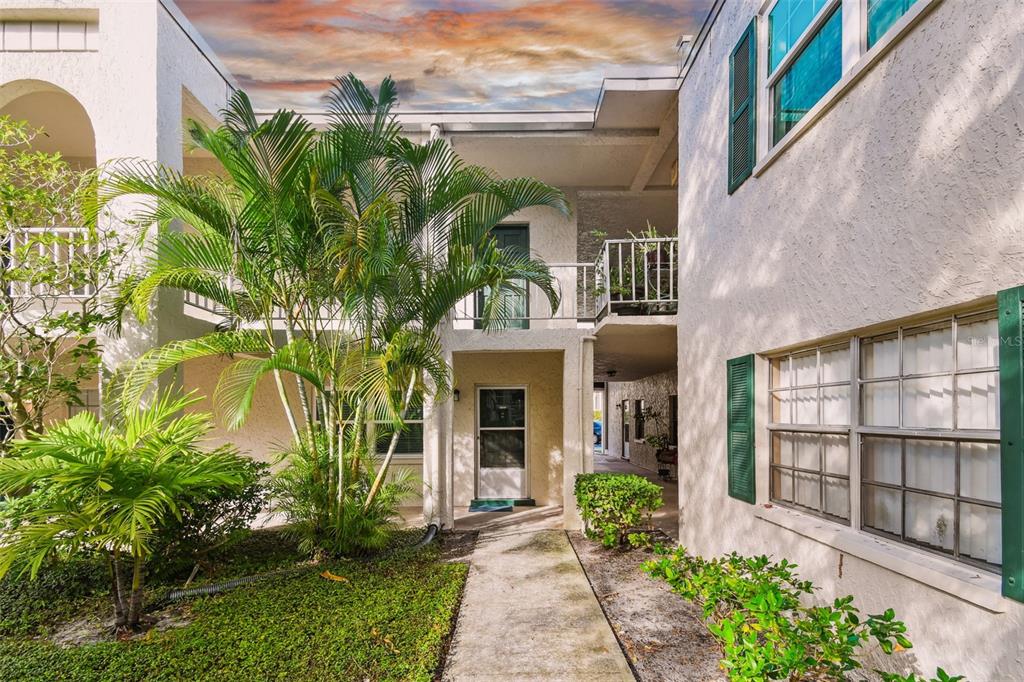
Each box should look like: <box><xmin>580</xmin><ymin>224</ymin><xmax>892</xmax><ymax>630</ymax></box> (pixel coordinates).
<box><xmin>606</xmin><ymin>369</ymin><xmax>677</xmax><ymax>472</ymax></box>
<box><xmin>675</xmin><ymin>0</ymin><xmax>1024</xmax><ymax>677</ymax></box>
<box><xmin>451</xmin><ymin>351</ymin><xmax>564</xmax><ymax>507</ymax></box>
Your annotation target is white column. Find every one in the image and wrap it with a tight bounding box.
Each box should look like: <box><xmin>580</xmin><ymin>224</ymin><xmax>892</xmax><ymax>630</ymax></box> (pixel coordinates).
<box><xmin>422</xmin><ymin>375</ymin><xmax>455</xmax><ymax>528</ymax></box>
<box><xmin>562</xmin><ymin>337</ymin><xmax>595</xmax><ymax>529</ymax></box>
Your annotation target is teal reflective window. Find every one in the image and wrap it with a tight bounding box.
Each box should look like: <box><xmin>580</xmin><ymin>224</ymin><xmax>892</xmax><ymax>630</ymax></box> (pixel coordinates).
<box><xmin>769</xmin><ymin>0</ymin><xmax>830</xmax><ymax>72</ymax></box>
<box><xmin>867</xmin><ymin>0</ymin><xmax>919</xmax><ymax>48</ymax></box>
<box><xmin>771</xmin><ymin>7</ymin><xmax>842</xmax><ymax>144</ymax></box>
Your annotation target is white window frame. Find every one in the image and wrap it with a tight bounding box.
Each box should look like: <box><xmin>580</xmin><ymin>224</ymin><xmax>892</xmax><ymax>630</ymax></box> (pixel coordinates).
<box><xmin>754</xmin><ymin>0</ymin><xmax>943</xmax><ymax>173</ymax></box>
<box><xmin>368</xmin><ymin>409</ymin><xmax>425</xmax><ymax>461</ymax></box>
<box><xmin>766</xmin><ymin>308</ymin><xmax>1002</xmax><ymax>574</ymax></box>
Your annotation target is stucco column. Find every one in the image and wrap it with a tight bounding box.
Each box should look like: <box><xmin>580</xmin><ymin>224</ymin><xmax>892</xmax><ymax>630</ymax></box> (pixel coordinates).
<box><xmin>562</xmin><ymin>337</ymin><xmax>595</xmax><ymax>529</ymax></box>
<box><xmin>581</xmin><ymin>338</ymin><xmax>595</xmax><ymax>475</ymax></box>
<box><xmin>423</xmin><ymin>366</ymin><xmax>455</xmax><ymax>529</ymax></box>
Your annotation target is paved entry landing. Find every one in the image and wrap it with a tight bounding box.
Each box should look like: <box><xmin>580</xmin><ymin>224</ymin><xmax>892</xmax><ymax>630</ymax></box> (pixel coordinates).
<box><xmin>443</xmin><ymin>528</ymin><xmax>634</xmax><ymax>681</ymax></box>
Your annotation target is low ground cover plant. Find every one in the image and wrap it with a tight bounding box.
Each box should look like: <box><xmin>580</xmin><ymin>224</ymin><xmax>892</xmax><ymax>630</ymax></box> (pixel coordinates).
<box><xmin>0</xmin><ymin>530</ymin><xmax>467</xmax><ymax>681</ymax></box>
<box><xmin>644</xmin><ymin>547</ymin><xmax>962</xmax><ymax>681</ymax></box>
<box><xmin>575</xmin><ymin>473</ymin><xmax>663</xmax><ymax>548</ymax></box>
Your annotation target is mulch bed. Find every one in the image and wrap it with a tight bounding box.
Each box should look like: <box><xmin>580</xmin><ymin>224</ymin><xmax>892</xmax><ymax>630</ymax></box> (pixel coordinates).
<box><xmin>569</xmin><ymin>531</ymin><xmax>725</xmax><ymax>681</ymax></box>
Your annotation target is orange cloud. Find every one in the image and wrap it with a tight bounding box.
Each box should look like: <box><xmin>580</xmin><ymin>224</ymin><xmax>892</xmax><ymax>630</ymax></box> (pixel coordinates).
<box><xmin>177</xmin><ymin>0</ymin><xmax>713</xmax><ymax>110</ymax></box>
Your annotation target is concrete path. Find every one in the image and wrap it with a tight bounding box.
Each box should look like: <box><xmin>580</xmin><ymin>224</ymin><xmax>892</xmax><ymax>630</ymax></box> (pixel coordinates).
<box><xmin>443</xmin><ymin>528</ymin><xmax>635</xmax><ymax>681</ymax></box>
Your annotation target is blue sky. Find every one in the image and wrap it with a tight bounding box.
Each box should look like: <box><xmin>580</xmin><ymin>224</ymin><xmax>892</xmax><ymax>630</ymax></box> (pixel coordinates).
<box><xmin>177</xmin><ymin>0</ymin><xmax>714</xmax><ymax>111</ymax></box>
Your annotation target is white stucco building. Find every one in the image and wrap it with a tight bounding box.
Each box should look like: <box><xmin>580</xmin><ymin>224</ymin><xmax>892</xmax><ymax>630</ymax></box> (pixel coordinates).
<box><xmin>2</xmin><ymin>0</ymin><xmax>1022</xmax><ymax>677</ymax></box>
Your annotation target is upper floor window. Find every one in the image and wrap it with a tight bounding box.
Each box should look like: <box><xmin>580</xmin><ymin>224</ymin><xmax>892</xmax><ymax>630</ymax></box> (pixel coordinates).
<box><xmin>769</xmin><ymin>4</ymin><xmax>843</xmax><ymax>145</ymax></box>
<box><xmin>768</xmin><ymin>0</ymin><xmax>830</xmax><ymax>71</ymax></box>
<box><xmin>868</xmin><ymin>0</ymin><xmax>921</xmax><ymax>48</ymax></box>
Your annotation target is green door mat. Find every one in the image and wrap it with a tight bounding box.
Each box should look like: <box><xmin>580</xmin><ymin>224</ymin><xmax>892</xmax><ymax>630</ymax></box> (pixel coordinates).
<box><xmin>468</xmin><ymin>498</ymin><xmax>536</xmax><ymax>512</ymax></box>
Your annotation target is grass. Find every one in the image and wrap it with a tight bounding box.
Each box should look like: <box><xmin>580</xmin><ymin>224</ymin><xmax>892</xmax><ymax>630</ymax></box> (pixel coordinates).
<box><xmin>0</xmin><ymin>529</ymin><xmax>468</xmax><ymax>681</ymax></box>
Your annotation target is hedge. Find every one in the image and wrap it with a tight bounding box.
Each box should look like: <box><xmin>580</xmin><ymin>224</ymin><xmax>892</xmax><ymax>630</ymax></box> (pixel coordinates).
<box><xmin>574</xmin><ymin>473</ymin><xmax>663</xmax><ymax>548</ymax></box>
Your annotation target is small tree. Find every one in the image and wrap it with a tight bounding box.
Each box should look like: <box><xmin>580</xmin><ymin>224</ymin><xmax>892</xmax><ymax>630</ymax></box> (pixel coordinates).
<box><xmin>0</xmin><ymin>116</ymin><xmax>129</xmax><ymax>446</ymax></box>
<box><xmin>0</xmin><ymin>391</ymin><xmax>253</xmax><ymax>631</ymax></box>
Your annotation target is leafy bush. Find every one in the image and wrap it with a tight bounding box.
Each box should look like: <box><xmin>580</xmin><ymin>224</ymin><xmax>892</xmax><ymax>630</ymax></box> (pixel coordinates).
<box><xmin>643</xmin><ymin>547</ymin><xmax>961</xmax><ymax>681</ymax></box>
<box><xmin>0</xmin><ymin>392</ymin><xmax>259</xmax><ymax>631</ymax></box>
<box><xmin>0</xmin><ymin>554</ymin><xmax>108</xmax><ymax>638</ymax></box>
<box><xmin>149</xmin><ymin>458</ymin><xmax>269</xmax><ymax>582</ymax></box>
<box><xmin>575</xmin><ymin>473</ymin><xmax>663</xmax><ymax>548</ymax></box>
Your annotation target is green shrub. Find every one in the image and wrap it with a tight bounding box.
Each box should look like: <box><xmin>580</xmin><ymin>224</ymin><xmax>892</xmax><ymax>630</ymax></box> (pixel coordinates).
<box><xmin>574</xmin><ymin>473</ymin><xmax>663</xmax><ymax>548</ymax></box>
<box><xmin>149</xmin><ymin>458</ymin><xmax>270</xmax><ymax>582</ymax></box>
<box><xmin>271</xmin><ymin>431</ymin><xmax>417</xmax><ymax>558</ymax></box>
<box><xmin>643</xmin><ymin>547</ymin><xmax>963</xmax><ymax>681</ymax></box>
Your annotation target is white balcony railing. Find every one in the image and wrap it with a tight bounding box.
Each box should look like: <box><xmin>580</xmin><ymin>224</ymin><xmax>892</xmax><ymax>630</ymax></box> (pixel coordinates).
<box><xmin>4</xmin><ymin>227</ymin><xmax>97</xmax><ymax>299</ymax></box>
<box><xmin>183</xmin><ymin>237</ymin><xmax>679</xmax><ymax>328</ymax></box>
<box><xmin>595</xmin><ymin>237</ymin><xmax>678</xmax><ymax>317</ymax></box>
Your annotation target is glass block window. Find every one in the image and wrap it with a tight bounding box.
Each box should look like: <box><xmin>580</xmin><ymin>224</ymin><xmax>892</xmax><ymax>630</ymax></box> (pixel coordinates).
<box><xmin>768</xmin><ymin>0</ymin><xmax>830</xmax><ymax>71</ymax></box>
<box><xmin>859</xmin><ymin>311</ymin><xmax>1001</xmax><ymax>571</ymax></box>
<box><xmin>860</xmin><ymin>313</ymin><xmax>999</xmax><ymax>432</ymax></box>
<box><xmin>769</xmin><ymin>342</ymin><xmax>851</xmax><ymax>521</ymax></box>
<box><xmin>771</xmin><ymin>6</ymin><xmax>843</xmax><ymax>144</ymax></box>
<box><xmin>68</xmin><ymin>389</ymin><xmax>101</xmax><ymax>418</ymax></box>
<box><xmin>867</xmin><ymin>0</ymin><xmax>920</xmax><ymax>48</ymax></box>
<box><xmin>862</xmin><ymin>437</ymin><xmax>1001</xmax><ymax>570</ymax></box>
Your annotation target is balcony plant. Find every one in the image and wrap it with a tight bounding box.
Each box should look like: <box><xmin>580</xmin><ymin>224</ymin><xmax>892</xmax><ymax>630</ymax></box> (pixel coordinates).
<box><xmin>602</xmin><ymin>224</ymin><xmax>676</xmax><ymax>315</ymax></box>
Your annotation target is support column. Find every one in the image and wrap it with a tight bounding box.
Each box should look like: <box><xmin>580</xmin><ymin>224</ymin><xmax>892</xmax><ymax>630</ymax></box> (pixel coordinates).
<box><xmin>423</xmin><ymin>349</ymin><xmax>455</xmax><ymax>529</ymax></box>
<box><xmin>562</xmin><ymin>337</ymin><xmax>595</xmax><ymax>529</ymax></box>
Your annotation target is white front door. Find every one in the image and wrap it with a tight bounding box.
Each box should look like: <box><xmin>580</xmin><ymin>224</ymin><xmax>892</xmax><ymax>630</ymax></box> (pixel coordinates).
<box><xmin>477</xmin><ymin>387</ymin><xmax>528</xmax><ymax>499</ymax></box>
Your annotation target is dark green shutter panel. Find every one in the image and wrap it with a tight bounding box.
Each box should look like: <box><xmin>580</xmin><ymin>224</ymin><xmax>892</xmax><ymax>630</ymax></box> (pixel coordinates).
<box><xmin>998</xmin><ymin>285</ymin><xmax>1024</xmax><ymax>602</ymax></box>
<box><xmin>728</xmin><ymin>20</ymin><xmax>757</xmax><ymax>195</ymax></box>
<box><xmin>727</xmin><ymin>354</ymin><xmax>755</xmax><ymax>504</ymax></box>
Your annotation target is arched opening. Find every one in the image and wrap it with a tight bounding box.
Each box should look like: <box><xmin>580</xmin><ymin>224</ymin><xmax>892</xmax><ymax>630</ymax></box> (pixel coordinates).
<box><xmin>0</xmin><ymin>80</ymin><xmax>96</xmax><ymax>169</ymax></box>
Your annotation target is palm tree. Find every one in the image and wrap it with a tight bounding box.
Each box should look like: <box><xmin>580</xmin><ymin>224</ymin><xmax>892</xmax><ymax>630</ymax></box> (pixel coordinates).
<box><xmin>101</xmin><ymin>74</ymin><xmax>569</xmax><ymax>552</ymax></box>
<box><xmin>0</xmin><ymin>391</ymin><xmax>250</xmax><ymax>631</ymax></box>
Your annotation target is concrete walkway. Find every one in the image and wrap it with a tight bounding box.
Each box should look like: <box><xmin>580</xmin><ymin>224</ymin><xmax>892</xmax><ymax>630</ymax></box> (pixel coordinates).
<box><xmin>443</xmin><ymin>528</ymin><xmax>634</xmax><ymax>681</ymax></box>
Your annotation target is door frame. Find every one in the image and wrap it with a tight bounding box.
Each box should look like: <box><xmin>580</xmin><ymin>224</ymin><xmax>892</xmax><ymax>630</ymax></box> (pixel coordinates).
<box><xmin>475</xmin><ymin>385</ymin><xmax>529</xmax><ymax>499</ymax></box>
<box><xmin>621</xmin><ymin>399</ymin><xmax>630</xmax><ymax>460</ymax></box>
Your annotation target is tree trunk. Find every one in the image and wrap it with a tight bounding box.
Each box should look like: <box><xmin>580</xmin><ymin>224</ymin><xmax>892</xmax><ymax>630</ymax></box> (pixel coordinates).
<box><xmin>110</xmin><ymin>551</ymin><xmax>128</xmax><ymax>629</ymax></box>
<box><xmin>364</xmin><ymin>372</ymin><xmax>418</xmax><ymax>510</ymax></box>
<box><xmin>126</xmin><ymin>555</ymin><xmax>145</xmax><ymax>629</ymax></box>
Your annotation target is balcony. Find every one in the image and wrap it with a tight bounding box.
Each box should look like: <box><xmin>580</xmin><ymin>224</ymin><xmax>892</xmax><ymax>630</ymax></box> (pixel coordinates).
<box><xmin>452</xmin><ymin>236</ymin><xmax>678</xmax><ymax>329</ymax></box>
<box><xmin>181</xmin><ymin>237</ymin><xmax>679</xmax><ymax>330</ymax></box>
<box><xmin>3</xmin><ymin>227</ymin><xmax>97</xmax><ymax>300</ymax></box>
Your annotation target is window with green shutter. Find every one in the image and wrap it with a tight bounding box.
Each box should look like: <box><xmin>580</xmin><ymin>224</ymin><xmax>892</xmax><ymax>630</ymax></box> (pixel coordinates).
<box><xmin>998</xmin><ymin>285</ymin><xmax>1024</xmax><ymax>601</ymax></box>
<box><xmin>728</xmin><ymin>20</ymin><xmax>757</xmax><ymax>195</ymax></box>
<box><xmin>727</xmin><ymin>354</ymin><xmax>756</xmax><ymax>503</ymax></box>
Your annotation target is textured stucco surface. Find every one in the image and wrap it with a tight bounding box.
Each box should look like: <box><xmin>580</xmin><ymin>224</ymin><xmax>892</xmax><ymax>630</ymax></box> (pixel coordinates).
<box><xmin>675</xmin><ymin>0</ymin><xmax>1024</xmax><ymax>677</ymax></box>
<box><xmin>606</xmin><ymin>368</ymin><xmax>678</xmax><ymax>472</ymax></box>
<box><xmin>451</xmin><ymin>351</ymin><xmax>564</xmax><ymax>507</ymax></box>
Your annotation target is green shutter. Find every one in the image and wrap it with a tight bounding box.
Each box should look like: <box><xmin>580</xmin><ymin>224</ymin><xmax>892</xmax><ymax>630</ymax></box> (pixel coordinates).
<box><xmin>728</xmin><ymin>20</ymin><xmax>757</xmax><ymax>195</ymax></box>
<box><xmin>727</xmin><ymin>354</ymin><xmax>755</xmax><ymax>504</ymax></box>
<box><xmin>998</xmin><ymin>285</ymin><xmax>1024</xmax><ymax>601</ymax></box>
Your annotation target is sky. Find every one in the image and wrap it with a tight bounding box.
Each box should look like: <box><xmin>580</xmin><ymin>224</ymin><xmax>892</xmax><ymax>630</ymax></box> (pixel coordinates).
<box><xmin>176</xmin><ymin>0</ymin><xmax>714</xmax><ymax>112</ymax></box>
